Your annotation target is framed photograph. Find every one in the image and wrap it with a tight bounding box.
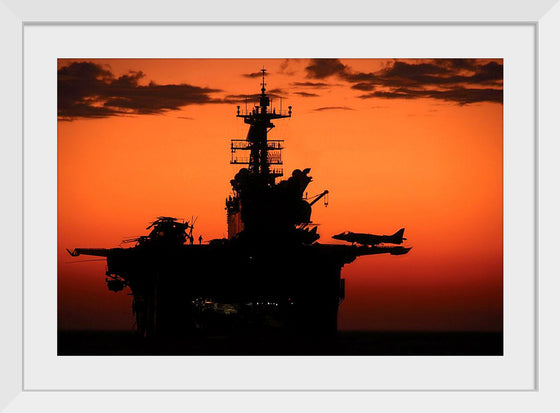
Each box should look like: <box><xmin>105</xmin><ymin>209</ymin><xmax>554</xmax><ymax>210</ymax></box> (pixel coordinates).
<box><xmin>2</xmin><ymin>0</ymin><xmax>559</xmax><ymax>411</ymax></box>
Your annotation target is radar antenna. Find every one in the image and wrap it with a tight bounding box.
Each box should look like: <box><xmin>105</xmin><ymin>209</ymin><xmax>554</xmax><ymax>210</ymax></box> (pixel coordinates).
<box><xmin>230</xmin><ymin>67</ymin><xmax>292</xmax><ymax>184</ymax></box>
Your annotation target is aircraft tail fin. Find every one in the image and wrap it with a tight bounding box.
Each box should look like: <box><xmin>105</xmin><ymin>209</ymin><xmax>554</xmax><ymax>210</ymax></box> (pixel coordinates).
<box><xmin>390</xmin><ymin>228</ymin><xmax>406</xmax><ymax>244</ymax></box>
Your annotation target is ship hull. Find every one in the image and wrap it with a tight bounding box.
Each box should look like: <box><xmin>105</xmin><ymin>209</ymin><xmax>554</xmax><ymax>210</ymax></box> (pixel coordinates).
<box><xmin>105</xmin><ymin>242</ymin><xmax>354</xmax><ymax>338</ymax></box>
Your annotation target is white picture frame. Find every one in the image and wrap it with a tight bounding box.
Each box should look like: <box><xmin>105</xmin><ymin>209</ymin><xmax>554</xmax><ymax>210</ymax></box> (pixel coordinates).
<box><xmin>2</xmin><ymin>0</ymin><xmax>559</xmax><ymax>411</ymax></box>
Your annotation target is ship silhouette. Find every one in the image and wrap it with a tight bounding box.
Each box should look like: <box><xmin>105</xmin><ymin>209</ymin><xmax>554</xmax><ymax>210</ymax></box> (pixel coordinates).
<box><xmin>68</xmin><ymin>69</ymin><xmax>411</xmax><ymax>339</ymax></box>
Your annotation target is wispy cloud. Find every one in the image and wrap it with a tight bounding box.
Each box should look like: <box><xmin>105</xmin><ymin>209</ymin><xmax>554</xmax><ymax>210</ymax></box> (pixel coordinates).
<box><xmin>313</xmin><ymin>106</ymin><xmax>354</xmax><ymax>112</ymax></box>
<box><xmin>242</xmin><ymin>71</ymin><xmax>263</xmax><ymax>78</ymax></box>
<box><xmin>291</xmin><ymin>81</ymin><xmax>331</xmax><ymax>88</ymax></box>
<box><xmin>294</xmin><ymin>91</ymin><xmax>319</xmax><ymax>97</ymax></box>
<box><xmin>278</xmin><ymin>59</ymin><xmax>302</xmax><ymax>75</ymax></box>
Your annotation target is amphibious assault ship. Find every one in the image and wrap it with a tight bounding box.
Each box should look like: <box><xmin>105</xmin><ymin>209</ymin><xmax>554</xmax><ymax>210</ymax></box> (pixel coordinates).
<box><xmin>68</xmin><ymin>69</ymin><xmax>410</xmax><ymax>338</ymax></box>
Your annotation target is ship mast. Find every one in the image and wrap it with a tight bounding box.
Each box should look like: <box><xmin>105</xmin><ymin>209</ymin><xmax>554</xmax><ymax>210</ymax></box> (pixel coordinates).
<box><xmin>231</xmin><ymin>68</ymin><xmax>292</xmax><ymax>185</ymax></box>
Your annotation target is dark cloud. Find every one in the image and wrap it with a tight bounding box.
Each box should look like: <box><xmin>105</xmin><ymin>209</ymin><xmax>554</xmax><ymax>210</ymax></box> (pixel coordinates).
<box><xmin>360</xmin><ymin>87</ymin><xmax>502</xmax><ymax>105</ymax></box>
<box><xmin>58</xmin><ymin>61</ymin><xmax>223</xmax><ymax>120</ymax></box>
<box><xmin>314</xmin><ymin>106</ymin><xmax>354</xmax><ymax>112</ymax></box>
<box><xmin>242</xmin><ymin>71</ymin><xmax>264</xmax><ymax>78</ymax></box>
<box><xmin>384</xmin><ymin>61</ymin><xmax>451</xmax><ymax>78</ymax></box>
<box><xmin>468</xmin><ymin>61</ymin><xmax>503</xmax><ymax>84</ymax></box>
<box><xmin>291</xmin><ymin>81</ymin><xmax>331</xmax><ymax>88</ymax></box>
<box><xmin>267</xmin><ymin>88</ymin><xmax>286</xmax><ymax>95</ymax></box>
<box><xmin>305</xmin><ymin>58</ymin><xmax>503</xmax><ymax>105</ymax></box>
<box><xmin>436</xmin><ymin>59</ymin><xmax>479</xmax><ymax>71</ymax></box>
<box><xmin>351</xmin><ymin>82</ymin><xmax>376</xmax><ymax>91</ymax></box>
<box><xmin>374</xmin><ymin>61</ymin><xmax>502</xmax><ymax>87</ymax></box>
<box><xmin>306</xmin><ymin>59</ymin><xmax>347</xmax><ymax>79</ymax></box>
<box><xmin>294</xmin><ymin>92</ymin><xmax>319</xmax><ymax>97</ymax></box>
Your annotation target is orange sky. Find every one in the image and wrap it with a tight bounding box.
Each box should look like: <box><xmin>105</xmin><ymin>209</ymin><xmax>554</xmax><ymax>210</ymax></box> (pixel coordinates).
<box><xmin>58</xmin><ymin>58</ymin><xmax>503</xmax><ymax>331</ymax></box>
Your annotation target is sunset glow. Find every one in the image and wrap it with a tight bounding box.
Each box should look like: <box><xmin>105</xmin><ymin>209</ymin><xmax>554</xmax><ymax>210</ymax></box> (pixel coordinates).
<box><xmin>58</xmin><ymin>58</ymin><xmax>502</xmax><ymax>332</ymax></box>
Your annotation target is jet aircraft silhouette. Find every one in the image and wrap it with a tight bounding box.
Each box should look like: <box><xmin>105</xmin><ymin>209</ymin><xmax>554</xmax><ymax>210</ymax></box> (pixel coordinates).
<box><xmin>332</xmin><ymin>228</ymin><xmax>406</xmax><ymax>246</ymax></box>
